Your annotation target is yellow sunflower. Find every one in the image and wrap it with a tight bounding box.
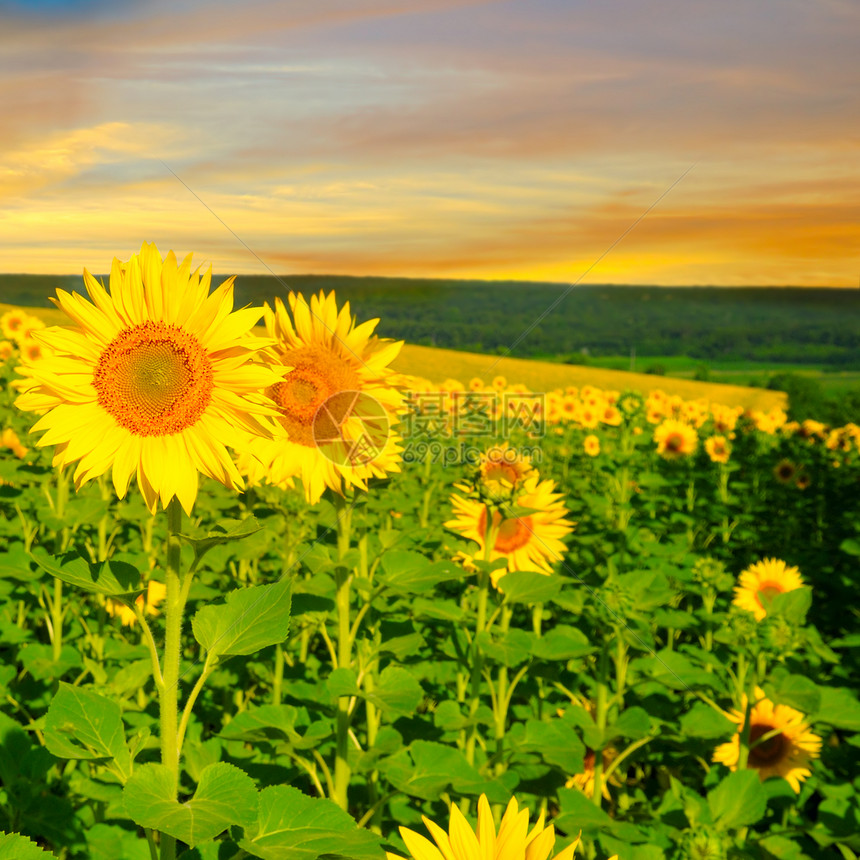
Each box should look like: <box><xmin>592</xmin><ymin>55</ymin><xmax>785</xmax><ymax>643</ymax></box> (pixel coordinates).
<box><xmin>1</xmin><ymin>427</ymin><xmax>29</xmax><ymax>459</ymax></box>
<box><xmin>713</xmin><ymin>687</ymin><xmax>821</xmax><ymax>792</ymax></box>
<box><xmin>773</xmin><ymin>459</ymin><xmax>797</xmax><ymax>484</ymax></box>
<box><xmin>14</xmin><ymin>243</ymin><xmax>283</xmax><ymax>514</ymax></box>
<box><xmin>106</xmin><ymin>579</ymin><xmax>168</xmax><ymax>627</ymax></box>
<box><xmin>478</xmin><ymin>442</ymin><xmax>535</xmax><ymax>501</ymax></box>
<box><xmin>583</xmin><ymin>434</ymin><xmax>600</xmax><ymax>457</ymax></box>
<box><xmin>445</xmin><ymin>475</ymin><xmax>574</xmax><ymax>587</ymax></box>
<box><xmin>732</xmin><ymin>558</ymin><xmax>805</xmax><ymax>621</ymax></box>
<box><xmin>0</xmin><ymin>340</ymin><xmax>15</xmax><ymax>361</ymax></box>
<box><xmin>246</xmin><ymin>291</ymin><xmax>405</xmax><ymax>505</ymax></box>
<box><xmin>0</xmin><ymin>309</ymin><xmax>28</xmax><ymax>341</ymax></box>
<box><xmin>653</xmin><ymin>418</ymin><xmax>698</xmax><ymax>459</ymax></box>
<box><xmin>705</xmin><ymin>435</ymin><xmax>730</xmax><ymax>464</ymax></box>
<box><xmin>386</xmin><ymin>793</ymin><xmax>582</xmax><ymax>860</ymax></box>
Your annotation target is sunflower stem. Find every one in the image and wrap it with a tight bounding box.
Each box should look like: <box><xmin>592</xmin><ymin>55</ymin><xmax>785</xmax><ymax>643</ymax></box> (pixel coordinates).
<box><xmin>591</xmin><ymin>638</ymin><xmax>611</xmax><ymax>807</ymax></box>
<box><xmin>159</xmin><ymin>498</ymin><xmax>185</xmax><ymax>860</ymax></box>
<box><xmin>492</xmin><ymin>605</ymin><xmax>513</xmax><ymax>776</ymax></box>
<box><xmin>332</xmin><ymin>494</ymin><xmax>354</xmax><ymax>812</ymax></box>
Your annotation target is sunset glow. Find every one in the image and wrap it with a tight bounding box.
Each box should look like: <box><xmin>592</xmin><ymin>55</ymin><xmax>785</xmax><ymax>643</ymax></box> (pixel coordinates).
<box><xmin>1</xmin><ymin>0</ymin><xmax>858</xmax><ymax>285</ymax></box>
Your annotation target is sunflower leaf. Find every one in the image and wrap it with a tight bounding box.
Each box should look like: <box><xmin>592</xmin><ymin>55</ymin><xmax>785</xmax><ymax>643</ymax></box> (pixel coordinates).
<box><xmin>0</xmin><ymin>831</ymin><xmax>58</xmax><ymax>859</ymax></box>
<box><xmin>30</xmin><ymin>549</ymin><xmax>142</xmax><ymax>598</ymax></box>
<box><xmin>496</xmin><ymin>569</ymin><xmax>562</xmax><ymax>604</ymax></box>
<box><xmin>708</xmin><ymin>770</ymin><xmax>767</xmax><ymax>829</ymax></box>
<box><xmin>192</xmin><ymin>578</ymin><xmax>291</xmax><ymax>658</ymax></box>
<box><xmin>179</xmin><ymin>517</ymin><xmax>263</xmax><ymax>559</ymax></box>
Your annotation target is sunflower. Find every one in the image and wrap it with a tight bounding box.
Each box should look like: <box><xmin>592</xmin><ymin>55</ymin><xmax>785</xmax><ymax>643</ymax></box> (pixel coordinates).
<box><xmin>492</xmin><ymin>375</ymin><xmax>508</xmax><ymax>392</ymax></box>
<box><xmin>733</xmin><ymin>558</ymin><xmax>805</xmax><ymax>621</ymax></box>
<box><xmin>795</xmin><ymin>472</ymin><xmax>811</xmax><ymax>490</ymax></box>
<box><xmin>0</xmin><ymin>309</ymin><xmax>28</xmax><ymax>341</ymax></box>
<box><xmin>18</xmin><ymin>337</ymin><xmax>47</xmax><ymax>364</ymax></box>
<box><xmin>105</xmin><ymin>579</ymin><xmax>167</xmax><ymax>627</ymax></box>
<box><xmin>478</xmin><ymin>442</ymin><xmax>535</xmax><ymax>501</ymax></box>
<box><xmin>14</xmin><ymin>243</ymin><xmax>283</xmax><ymax>514</ymax></box>
<box><xmin>445</xmin><ymin>475</ymin><xmax>574</xmax><ymax>587</ymax></box>
<box><xmin>704</xmin><ymin>435</ymin><xmax>730</xmax><ymax>464</ymax></box>
<box><xmin>1</xmin><ymin>427</ymin><xmax>28</xmax><ymax>459</ymax></box>
<box><xmin>654</xmin><ymin>418</ymin><xmax>698</xmax><ymax>459</ymax></box>
<box><xmin>386</xmin><ymin>793</ymin><xmax>582</xmax><ymax>860</ymax></box>
<box><xmin>0</xmin><ymin>340</ymin><xmax>14</xmax><ymax>361</ymax></box>
<box><xmin>246</xmin><ymin>291</ymin><xmax>405</xmax><ymax>505</ymax></box>
<box><xmin>773</xmin><ymin>459</ymin><xmax>796</xmax><ymax>484</ymax></box>
<box><xmin>583</xmin><ymin>434</ymin><xmax>600</xmax><ymax>457</ymax></box>
<box><xmin>713</xmin><ymin>687</ymin><xmax>821</xmax><ymax>792</ymax></box>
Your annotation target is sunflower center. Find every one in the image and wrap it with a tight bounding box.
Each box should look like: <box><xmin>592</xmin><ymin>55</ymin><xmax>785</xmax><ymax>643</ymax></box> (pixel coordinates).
<box><xmin>665</xmin><ymin>432</ymin><xmax>684</xmax><ymax>451</ymax></box>
<box><xmin>268</xmin><ymin>345</ymin><xmax>361</xmax><ymax>447</ymax></box>
<box><xmin>93</xmin><ymin>321</ymin><xmax>213</xmax><ymax>437</ymax></box>
<box><xmin>748</xmin><ymin>723</ymin><xmax>787</xmax><ymax>765</ymax></box>
<box><xmin>484</xmin><ymin>463</ymin><xmax>519</xmax><ymax>485</ymax></box>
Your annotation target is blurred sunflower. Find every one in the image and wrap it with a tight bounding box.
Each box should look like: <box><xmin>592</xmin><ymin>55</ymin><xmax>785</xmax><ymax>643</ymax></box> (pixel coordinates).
<box><xmin>477</xmin><ymin>442</ymin><xmax>534</xmax><ymax>501</ymax></box>
<box><xmin>106</xmin><ymin>579</ymin><xmax>167</xmax><ymax>627</ymax></box>
<box><xmin>247</xmin><ymin>291</ymin><xmax>405</xmax><ymax>505</ymax></box>
<box><xmin>446</xmin><ymin>475</ymin><xmax>574</xmax><ymax>587</ymax></box>
<box><xmin>14</xmin><ymin>243</ymin><xmax>283</xmax><ymax>514</ymax></box>
<box><xmin>1</xmin><ymin>427</ymin><xmax>28</xmax><ymax>459</ymax></box>
<box><xmin>583</xmin><ymin>434</ymin><xmax>600</xmax><ymax>457</ymax></box>
<box><xmin>0</xmin><ymin>340</ymin><xmax>14</xmax><ymax>361</ymax></box>
<box><xmin>0</xmin><ymin>309</ymin><xmax>27</xmax><ymax>341</ymax></box>
<box><xmin>713</xmin><ymin>687</ymin><xmax>821</xmax><ymax>792</ymax></box>
<box><xmin>732</xmin><ymin>558</ymin><xmax>805</xmax><ymax>621</ymax></box>
<box><xmin>386</xmin><ymin>793</ymin><xmax>583</xmax><ymax>860</ymax></box>
<box><xmin>773</xmin><ymin>459</ymin><xmax>796</xmax><ymax>484</ymax></box>
<box><xmin>653</xmin><ymin>418</ymin><xmax>698</xmax><ymax>459</ymax></box>
<box><xmin>704</xmin><ymin>435</ymin><xmax>730</xmax><ymax>464</ymax></box>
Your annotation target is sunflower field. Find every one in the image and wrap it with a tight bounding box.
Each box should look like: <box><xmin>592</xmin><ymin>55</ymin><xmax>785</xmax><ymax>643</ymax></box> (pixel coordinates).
<box><xmin>1</xmin><ymin>245</ymin><xmax>860</xmax><ymax>860</ymax></box>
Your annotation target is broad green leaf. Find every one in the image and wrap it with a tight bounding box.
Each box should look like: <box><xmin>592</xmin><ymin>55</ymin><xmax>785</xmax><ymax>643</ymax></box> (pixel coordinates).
<box><xmin>367</xmin><ymin>666</ymin><xmax>424</xmax><ymax>716</ymax></box>
<box><xmin>814</xmin><ymin>686</ymin><xmax>860</xmax><ymax>730</ymax></box>
<box><xmin>555</xmin><ymin>787</ymin><xmax>614</xmax><ymax>837</ymax></box>
<box><xmin>412</xmin><ymin>598</ymin><xmax>464</xmax><ymax>621</ymax></box>
<box><xmin>531</xmin><ymin>625</ymin><xmax>595</xmax><ymax>661</ymax></box>
<box><xmin>0</xmin><ymin>545</ymin><xmax>40</xmax><ymax>582</ymax></box>
<box><xmin>240</xmin><ymin>785</ymin><xmax>384</xmax><ymax>860</ymax></box>
<box><xmin>607</xmin><ymin>706</ymin><xmax>652</xmax><ymax>741</ymax></box>
<box><xmin>708</xmin><ymin>770</ymin><xmax>767</xmax><ymax>829</ymax></box>
<box><xmin>123</xmin><ymin>762</ymin><xmax>257</xmax><ymax>848</ymax></box>
<box><xmin>30</xmin><ymin>549</ymin><xmax>141</xmax><ymax>598</ymax></box>
<box><xmin>476</xmin><ymin>629</ymin><xmax>533</xmax><ymax>666</ymax></box>
<box><xmin>378</xmin><ymin>551</ymin><xmax>462</xmax><ymax>594</ymax></box>
<box><xmin>180</xmin><ymin>517</ymin><xmax>263</xmax><ymax>556</ymax></box>
<box><xmin>326</xmin><ymin>668</ymin><xmax>359</xmax><ymax>700</ymax></box>
<box><xmin>19</xmin><ymin>644</ymin><xmax>82</xmax><ymax>681</ymax></box>
<box><xmin>496</xmin><ymin>570</ymin><xmax>561</xmax><ymax>604</ymax></box>
<box><xmin>679</xmin><ymin>703</ymin><xmax>736</xmax><ymax>739</ymax></box>
<box><xmin>0</xmin><ymin>832</ymin><xmax>57</xmax><ymax>859</ymax></box>
<box><xmin>767</xmin><ymin>588</ymin><xmax>812</xmax><ymax>624</ymax></box>
<box><xmin>765</xmin><ymin>674</ymin><xmax>821</xmax><ymax>714</ymax></box>
<box><xmin>44</xmin><ymin>683</ymin><xmax>131</xmax><ymax>781</ymax></box>
<box><xmin>633</xmin><ymin>650</ymin><xmax>718</xmax><ymax>690</ymax></box>
<box><xmin>521</xmin><ymin>719</ymin><xmax>585</xmax><ymax>773</ymax></box>
<box><xmin>87</xmin><ymin>823</ymin><xmax>151</xmax><ymax>860</ymax></box>
<box><xmin>192</xmin><ymin>578</ymin><xmax>291</xmax><ymax>657</ymax></box>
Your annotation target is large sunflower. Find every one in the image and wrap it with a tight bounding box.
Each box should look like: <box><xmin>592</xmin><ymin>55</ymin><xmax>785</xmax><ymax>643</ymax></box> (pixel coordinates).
<box><xmin>246</xmin><ymin>291</ymin><xmax>405</xmax><ymax>505</ymax></box>
<box><xmin>446</xmin><ymin>475</ymin><xmax>574</xmax><ymax>587</ymax></box>
<box><xmin>15</xmin><ymin>243</ymin><xmax>283</xmax><ymax>514</ymax></box>
<box><xmin>387</xmin><ymin>794</ymin><xmax>583</xmax><ymax>860</ymax></box>
<box><xmin>713</xmin><ymin>687</ymin><xmax>821</xmax><ymax>792</ymax></box>
<box><xmin>732</xmin><ymin>558</ymin><xmax>805</xmax><ymax>621</ymax></box>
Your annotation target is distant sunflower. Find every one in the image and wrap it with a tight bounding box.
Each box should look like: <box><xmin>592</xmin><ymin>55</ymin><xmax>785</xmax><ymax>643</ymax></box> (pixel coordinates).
<box><xmin>733</xmin><ymin>558</ymin><xmax>805</xmax><ymax>621</ymax></box>
<box><xmin>1</xmin><ymin>427</ymin><xmax>28</xmax><ymax>459</ymax></box>
<box><xmin>0</xmin><ymin>309</ymin><xmax>28</xmax><ymax>341</ymax></box>
<box><xmin>14</xmin><ymin>243</ymin><xmax>283</xmax><ymax>514</ymax></box>
<box><xmin>654</xmin><ymin>418</ymin><xmax>698</xmax><ymax>459</ymax></box>
<box><xmin>0</xmin><ymin>340</ymin><xmax>14</xmax><ymax>361</ymax></box>
<box><xmin>478</xmin><ymin>442</ymin><xmax>534</xmax><ymax>500</ymax></box>
<box><xmin>445</xmin><ymin>475</ymin><xmax>574</xmax><ymax>587</ymax></box>
<box><xmin>705</xmin><ymin>435</ymin><xmax>730</xmax><ymax>464</ymax></box>
<box><xmin>387</xmin><ymin>793</ymin><xmax>582</xmax><ymax>860</ymax></box>
<box><xmin>713</xmin><ymin>687</ymin><xmax>821</xmax><ymax>792</ymax></box>
<box><xmin>773</xmin><ymin>459</ymin><xmax>797</xmax><ymax>484</ymax></box>
<box><xmin>247</xmin><ymin>291</ymin><xmax>405</xmax><ymax>505</ymax></box>
<box><xmin>795</xmin><ymin>472</ymin><xmax>812</xmax><ymax>491</ymax></box>
<box><xmin>583</xmin><ymin>434</ymin><xmax>600</xmax><ymax>457</ymax></box>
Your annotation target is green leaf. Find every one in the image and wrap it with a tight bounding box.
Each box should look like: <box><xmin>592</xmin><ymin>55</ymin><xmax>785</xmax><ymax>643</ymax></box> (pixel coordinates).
<box><xmin>123</xmin><ymin>762</ymin><xmax>257</xmax><ymax>848</ymax></box>
<box><xmin>378</xmin><ymin>551</ymin><xmax>462</xmax><ymax>594</ymax></box>
<box><xmin>0</xmin><ymin>545</ymin><xmax>40</xmax><ymax>582</ymax></box>
<box><xmin>607</xmin><ymin>706</ymin><xmax>652</xmax><ymax>741</ymax></box>
<box><xmin>496</xmin><ymin>570</ymin><xmax>562</xmax><ymax>604</ymax></box>
<box><xmin>30</xmin><ymin>549</ymin><xmax>142</xmax><ymax>598</ymax></box>
<box><xmin>531</xmin><ymin>625</ymin><xmax>595</xmax><ymax>661</ymax></box>
<box><xmin>180</xmin><ymin>517</ymin><xmax>263</xmax><ymax>556</ymax></box>
<box><xmin>814</xmin><ymin>686</ymin><xmax>860</xmax><ymax>730</ymax></box>
<box><xmin>521</xmin><ymin>719</ymin><xmax>585</xmax><ymax>773</ymax></box>
<box><xmin>44</xmin><ymin>683</ymin><xmax>131</xmax><ymax>781</ymax></box>
<box><xmin>367</xmin><ymin>666</ymin><xmax>423</xmax><ymax>716</ymax></box>
<box><xmin>19</xmin><ymin>644</ymin><xmax>82</xmax><ymax>681</ymax></box>
<box><xmin>192</xmin><ymin>578</ymin><xmax>291</xmax><ymax>657</ymax></box>
<box><xmin>707</xmin><ymin>770</ymin><xmax>767</xmax><ymax>829</ymax></box>
<box><xmin>87</xmin><ymin>823</ymin><xmax>152</xmax><ymax>860</ymax></box>
<box><xmin>476</xmin><ymin>629</ymin><xmax>533</xmax><ymax>666</ymax></box>
<box><xmin>765</xmin><ymin>674</ymin><xmax>821</xmax><ymax>714</ymax></box>
<box><xmin>634</xmin><ymin>650</ymin><xmax>718</xmax><ymax>689</ymax></box>
<box><xmin>767</xmin><ymin>587</ymin><xmax>812</xmax><ymax>624</ymax></box>
<box><xmin>679</xmin><ymin>703</ymin><xmax>736</xmax><ymax>739</ymax></box>
<box><xmin>0</xmin><ymin>832</ymin><xmax>57</xmax><ymax>859</ymax></box>
<box><xmin>555</xmin><ymin>787</ymin><xmax>614</xmax><ymax>837</ymax></box>
<box><xmin>240</xmin><ymin>785</ymin><xmax>384</xmax><ymax>860</ymax></box>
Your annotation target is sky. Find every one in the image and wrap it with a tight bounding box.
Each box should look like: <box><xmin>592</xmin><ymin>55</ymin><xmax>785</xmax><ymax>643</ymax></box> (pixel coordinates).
<box><xmin>1</xmin><ymin>0</ymin><xmax>858</xmax><ymax>285</ymax></box>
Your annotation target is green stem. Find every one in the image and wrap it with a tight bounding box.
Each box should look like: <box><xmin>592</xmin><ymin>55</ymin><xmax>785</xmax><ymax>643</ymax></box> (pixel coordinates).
<box><xmin>159</xmin><ymin>499</ymin><xmax>184</xmax><ymax>860</ymax></box>
<box><xmin>332</xmin><ymin>495</ymin><xmax>354</xmax><ymax>812</ymax></box>
<box><xmin>591</xmin><ymin>640</ymin><xmax>611</xmax><ymax>807</ymax></box>
<box><xmin>492</xmin><ymin>606</ymin><xmax>513</xmax><ymax>775</ymax></box>
<box><xmin>272</xmin><ymin>644</ymin><xmax>284</xmax><ymax>706</ymax></box>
